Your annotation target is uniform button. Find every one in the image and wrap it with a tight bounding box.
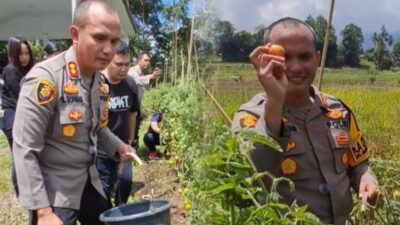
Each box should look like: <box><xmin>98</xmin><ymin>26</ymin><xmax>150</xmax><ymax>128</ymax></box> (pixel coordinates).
<box><xmin>319</xmin><ymin>183</ymin><xmax>329</xmax><ymax>195</ymax></box>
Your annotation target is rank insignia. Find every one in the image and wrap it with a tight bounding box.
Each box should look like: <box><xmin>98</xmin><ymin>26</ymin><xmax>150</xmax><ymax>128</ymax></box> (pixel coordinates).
<box><xmin>63</xmin><ymin>82</ymin><xmax>79</xmax><ymax>94</ymax></box>
<box><xmin>98</xmin><ymin>84</ymin><xmax>109</xmax><ymax>95</ymax></box>
<box><xmin>68</xmin><ymin>62</ymin><xmax>79</xmax><ymax>78</ymax></box>
<box><xmin>326</xmin><ymin>110</ymin><xmax>343</xmax><ymax>119</ymax></box>
<box><xmin>341</xmin><ymin>152</ymin><xmax>349</xmax><ymax>166</ymax></box>
<box><xmin>62</xmin><ymin>124</ymin><xmax>76</xmax><ymax>137</ymax></box>
<box><xmin>282</xmin><ymin>116</ymin><xmax>288</xmax><ymax>123</ymax></box>
<box><xmin>68</xmin><ymin>109</ymin><xmax>82</xmax><ymax>121</ymax></box>
<box><xmin>336</xmin><ymin>132</ymin><xmax>350</xmax><ymax>145</ymax></box>
<box><xmin>281</xmin><ymin>158</ymin><xmax>297</xmax><ymax>175</ymax></box>
<box><xmin>103</xmin><ymin>105</ymin><xmax>109</xmax><ymax>118</ymax></box>
<box><xmin>286</xmin><ymin>140</ymin><xmax>296</xmax><ymax>152</ymax></box>
<box><xmin>320</xmin><ymin>93</ymin><xmax>328</xmax><ymax>107</ymax></box>
<box><xmin>99</xmin><ymin>119</ymin><xmax>108</xmax><ymax>128</ymax></box>
<box><xmin>238</xmin><ymin>113</ymin><xmax>258</xmax><ymax>129</ymax></box>
<box><xmin>35</xmin><ymin>79</ymin><xmax>56</xmax><ymax>105</ymax></box>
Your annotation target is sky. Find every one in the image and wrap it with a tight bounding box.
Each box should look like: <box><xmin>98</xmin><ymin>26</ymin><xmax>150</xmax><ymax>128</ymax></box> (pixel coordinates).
<box><xmin>211</xmin><ymin>0</ymin><xmax>400</xmax><ymax>35</ymax></box>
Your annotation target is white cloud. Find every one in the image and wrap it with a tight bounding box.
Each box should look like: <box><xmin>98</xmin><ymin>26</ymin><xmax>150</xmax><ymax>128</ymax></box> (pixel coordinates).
<box><xmin>213</xmin><ymin>0</ymin><xmax>400</xmax><ymax>35</ymax></box>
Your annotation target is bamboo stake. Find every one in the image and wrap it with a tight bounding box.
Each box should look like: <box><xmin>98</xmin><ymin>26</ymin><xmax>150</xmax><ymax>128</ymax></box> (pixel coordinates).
<box><xmin>186</xmin><ymin>0</ymin><xmax>196</xmax><ymax>77</ymax></box>
<box><xmin>317</xmin><ymin>0</ymin><xmax>335</xmax><ymax>90</ymax></box>
<box><xmin>200</xmin><ymin>82</ymin><xmax>232</xmax><ymax>125</ymax></box>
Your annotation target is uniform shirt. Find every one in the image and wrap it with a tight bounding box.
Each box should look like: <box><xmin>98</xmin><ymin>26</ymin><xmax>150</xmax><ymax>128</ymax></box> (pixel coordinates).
<box><xmin>127</xmin><ymin>65</ymin><xmax>152</xmax><ymax>102</ymax></box>
<box><xmin>232</xmin><ymin>86</ymin><xmax>377</xmax><ymax>225</ymax></box>
<box><xmin>97</xmin><ymin>76</ymin><xmax>139</xmax><ymax>158</ymax></box>
<box><xmin>1</xmin><ymin>63</ymin><xmax>26</xmax><ymax>109</ymax></box>
<box><xmin>12</xmin><ymin>47</ymin><xmax>123</xmax><ymax>210</ymax></box>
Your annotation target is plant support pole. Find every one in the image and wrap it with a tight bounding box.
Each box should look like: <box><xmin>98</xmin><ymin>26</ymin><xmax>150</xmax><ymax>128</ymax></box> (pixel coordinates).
<box><xmin>317</xmin><ymin>0</ymin><xmax>335</xmax><ymax>90</ymax></box>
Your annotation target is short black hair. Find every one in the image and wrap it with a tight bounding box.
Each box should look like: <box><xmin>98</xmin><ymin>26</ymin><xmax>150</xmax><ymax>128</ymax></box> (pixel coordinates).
<box><xmin>116</xmin><ymin>41</ymin><xmax>130</xmax><ymax>56</ymax></box>
<box><xmin>73</xmin><ymin>0</ymin><xmax>115</xmax><ymax>27</ymax></box>
<box><xmin>264</xmin><ymin>17</ymin><xmax>317</xmax><ymax>48</ymax></box>
<box><xmin>44</xmin><ymin>41</ymin><xmax>63</xmax><ymax>54</ymax></box>
<box><xmin>137</xmin><ymin>51</ymin><xmax>150</xmax><ymax>61</ymax></box>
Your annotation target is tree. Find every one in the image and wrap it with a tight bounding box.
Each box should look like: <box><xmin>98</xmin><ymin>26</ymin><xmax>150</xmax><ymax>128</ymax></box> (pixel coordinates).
<box><xmin>393</xmin><ymin>38</ymin><xmax>400</xmax><ymax>67</ymax></box>
<box><xmin>340</xmin><ymin>24</ymin><xmax>364</xmax><ymax>67</ymax></box>
<box><xmin>253</xmin><ymin>24</ymin><xmax>267</xmax><ymax>46</ymax></box>
<box><xmin>212</xmin><ymin>20</ymin><xmax>235</xmax><ymax>61</ymax></box>
<box><xmin>372</xmin><ymin>25</ymin><xmax>393</xmax><ymax>70</ymax></box>
<box><xmin>305</xmin><ymin>15</ymin><xmax>338</xmax><ymax>67</ymax></box>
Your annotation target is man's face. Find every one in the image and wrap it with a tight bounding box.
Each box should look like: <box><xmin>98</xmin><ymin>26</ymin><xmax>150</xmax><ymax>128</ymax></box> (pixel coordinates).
<box><xmin>107</xmin><ymin>54</ymin><xmax>130</xmax><ymax>82</ymax></box>
<box><xmin>72</xmin><ymin>8</ymin><xmax>121</xmax><ymax>75</ymax></box>
<box><xmin>269</xmin><ymin>24</ymin><xmax>320</xmax><ymax>95</ymax></box>
<box><xmin>138</xmin><ymin>54</ymin><xmax>151</xmax><ymax>71</ymax></box>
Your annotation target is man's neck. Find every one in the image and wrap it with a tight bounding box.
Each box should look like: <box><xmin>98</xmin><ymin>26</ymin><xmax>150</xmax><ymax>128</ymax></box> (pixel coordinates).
<box><xmin>104</xmin><ymin>70</ymin><xmax>121</xmax><ymax>85</ymax></box>
<box><xmin>285</xmin><ymin>90</ymin><xmax>314</xmax><ymax>108</ymax></box>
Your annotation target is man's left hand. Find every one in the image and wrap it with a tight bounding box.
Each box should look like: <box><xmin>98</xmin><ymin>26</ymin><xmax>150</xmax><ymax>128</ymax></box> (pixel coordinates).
<box><xmin>359</xmin><ymin>179</ymin><xmax>379</xmax><ymax>206</ymax></box>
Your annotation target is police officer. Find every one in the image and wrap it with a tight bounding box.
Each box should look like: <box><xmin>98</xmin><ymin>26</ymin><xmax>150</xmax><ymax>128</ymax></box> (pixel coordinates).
<box><xmin>12</xmin><ymin>1</ymin><xmax>134</xmax><ymax>225</ymax></box>
<box><xmin>232</xmin><ymin>17</ymin><xmax>378</xmax><ymax>225</ymax></box>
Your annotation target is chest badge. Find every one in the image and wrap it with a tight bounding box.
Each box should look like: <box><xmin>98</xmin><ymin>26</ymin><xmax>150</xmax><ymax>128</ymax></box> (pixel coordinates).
<box><xmin>68</xmin><ymin>62</ymin><xmax>79</xmax><ymax>78</ymax></box>
<box><xmin>336</xmin><ymin>132</ymin><xmax>350</xmax><ymax>145</ymax></box>
<box><xmin>62</xmin><ymin>124</ymin><xmax>76</xmax><ymax>137</ymax></box>
<box><xmin>64</xmin><ymin>82</ymin><xmax>79</xmax><ymax>94</ymax></box>
<box><xmin>68</xmin><ymin>109</ymin><xmax>83</xmax><ymax>121</ymax></box>
<box><xmin>281</xmin><ymin>158</ymin><xmax>297</xmax><ymax>175</ymax></box>
<box><xmin>286</xmin><ymin>140</ymin><xmax>296</xmax><ymax>152</ymax></box>
<box><xmin>325</xmin><ymin>110</ymin><xmax>343</xmax><ymax>119</ymax></box>
<box><xmin>98</xmin><ymin>83</ymin><xmax>109</xmax><ymax>95</ymax></box>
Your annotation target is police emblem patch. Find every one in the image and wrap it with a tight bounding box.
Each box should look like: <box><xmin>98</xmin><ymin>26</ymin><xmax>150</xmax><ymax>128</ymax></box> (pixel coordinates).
<box><xmin>35</xmin><ymin>79</ymin><xmax>56</xmax><ymax>105</ymax></box>
<box><xmin>68</xmin><ymin>109</ymin><xmax>82</xmax><ymax>121</ymax></box>
<box><xmin>325</xmin><ymin>110</ymin><xmax>343</xmax><ymax>119</ymax></box>
<box><xmin>62</xmin><ymin>124</ymin><xmax>76</xmax><ymax>137</ymax></box>
<box><xmin>286</xmin><ymin>140</ymin><xmax>296</xmax><ymax>152</ymax></box>
<box><xmin>238</xmin><ymin>113</ymin><xmax>258</xmax><ymax>129</ymax></box>
<box><xmin>64</xmin><ymin>82</ymin><xmax>79</xmax><ymax>94</ymax></box>
<box><xmin>98</xmin><ymin>84</ymin><xmax>109</xmax><ymax>94</ymax></box>
<box><xmin>281</xmin><ymin>158</ymin><xmax>297</xmax><ymax>175</ymax></box>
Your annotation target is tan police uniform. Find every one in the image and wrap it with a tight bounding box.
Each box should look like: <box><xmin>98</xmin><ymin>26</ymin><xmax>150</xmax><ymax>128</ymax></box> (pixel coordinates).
<box><xmin>128</xmin><ymin>65</ymin><xmax>151</xmax><ymax>102</ymax></box>
<box><xmin>13</xmin><ymin>47</ymin><xmax>123</xmax><ymax>210</ymax></box>
<box><xmin>232</xmin><ymin>86</ymin><xmax>377</xmax><ymax>225</ymax></box>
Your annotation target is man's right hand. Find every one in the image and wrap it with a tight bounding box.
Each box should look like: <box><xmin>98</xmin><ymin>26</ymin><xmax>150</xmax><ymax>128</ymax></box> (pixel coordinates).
<box><xmin>37</xmin><ymin>207</ymin><xmax>63</xmax><ymax>225</ymax></box>
<box><xmin>249</xmin><ymin>44</ymin><xmax>288</xmax><ymax>103</ymax></box>
<box><xmin>151</xmin><ymin>68</ymin><xmax>162</xmax><ymax>80</ymax></box>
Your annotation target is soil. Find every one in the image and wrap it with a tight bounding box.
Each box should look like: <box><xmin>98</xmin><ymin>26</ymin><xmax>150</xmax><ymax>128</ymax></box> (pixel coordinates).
<box><xmin>132</xmin><ymin>159</ymin><xmax>186</xmax><ymax>224</ymax></box>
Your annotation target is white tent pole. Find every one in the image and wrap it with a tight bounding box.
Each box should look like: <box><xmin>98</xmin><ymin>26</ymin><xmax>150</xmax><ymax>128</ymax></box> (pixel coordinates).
<box><xmin>71</xmin><ymin>0</ymin><xmax>78</xmax><ymax>22</ymax></box>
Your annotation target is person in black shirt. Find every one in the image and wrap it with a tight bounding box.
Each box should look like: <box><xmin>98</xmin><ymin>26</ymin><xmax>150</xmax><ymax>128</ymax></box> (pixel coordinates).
<box><xmin>0</xmin><ymin>36</ymin><xmax>34</xmax><ymax>196</ymax></box>
<box><xmin>96</xmin><ymin>41</ymin><xmax>139</xmax><ymax>207</ymax></box>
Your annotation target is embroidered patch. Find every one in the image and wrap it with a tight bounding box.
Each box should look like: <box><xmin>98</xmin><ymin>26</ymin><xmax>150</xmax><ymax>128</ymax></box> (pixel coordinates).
<box><xmin>35</xmin><ymin>79</ymin><xmax>56</xmax><ymax>105</ymax></box>
<box><xmin>336</xmin><ymin>132</ymin><xmax>350</xmax><ymax>145</ymax></box>
<box><xmin>103</xmin><ymin>105</ymin><xmax>109</xmax><ymax>118</ymax></box>
<box><xmin>98</xmin><ymin>84</ymin><xmax>109</xmax><ymax>95</ymax></box>
<box><xmin>68</xmin><ymin>62</ymin><xmax>79</xmax><ymax>78</ymax></box>
<box><xmin>326</xmin><ymin>110</ymin><xmax>343</xmax><ymax>119</ymax></box>
<box><xmin>64</xmin><ymin>82</ymin><xmax>79</xmax><ymax>94</ymax></box>
<box><xmin>99</xmin><ymin>119</ymin><xmax>108</xmax><ymax>129</ymax></box>
<box><xmin>238</xmin><ymin>113</ymin><xmax>258</xmax><ymax>129</ymax></box>
<box><xmin>68</xmin><ymin>109</ymin><xmax>82</xmax><ymax>121</ymax></box>
<box><xmin>347</xmin><ymin>111</ymin><xmax>370</xmax><ymax>167</ymax></box>
<box><xmin>62</xmin><ymin>124</ymin><xmax>76</xmax><ymax>137</ymax></box>
<box><xmin>286</xmin><ymin>140</ymin><xmax>296</xmax><ymax>152</ymax></box>
<box><xmin>281</xmin><ymin>158</ymin><xmax>297</xmax><ymax>175</ymax></box>
<box><xmin>341</xmin><ymin>152</ymin><xmax>349</xmax><ymax>166</ymax></box>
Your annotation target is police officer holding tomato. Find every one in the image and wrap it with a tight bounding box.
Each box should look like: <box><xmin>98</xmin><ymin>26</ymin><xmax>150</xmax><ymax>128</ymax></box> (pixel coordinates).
<box><xmin>232</xmin><ymin>17</ymin><xmax>378</xmax><ymax>225</ymax></box>
<box><xmin>12</xmin><ymin>1</ymin><xmax>134</xmax><ymax>225</ymax></box>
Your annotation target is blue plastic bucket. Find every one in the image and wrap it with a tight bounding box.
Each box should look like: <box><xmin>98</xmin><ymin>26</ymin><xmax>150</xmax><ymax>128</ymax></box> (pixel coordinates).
<box><xmin>99</xmin><ymin>200</ymin><xmax>171</xmax><ymax>225</ymax></box>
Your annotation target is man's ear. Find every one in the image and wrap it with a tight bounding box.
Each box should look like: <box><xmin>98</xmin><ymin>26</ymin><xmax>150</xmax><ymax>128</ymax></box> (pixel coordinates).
<box><xmin>69</xmin><ymin>25</ymin><xmax>79</xmax><ymax>44</ymax></box>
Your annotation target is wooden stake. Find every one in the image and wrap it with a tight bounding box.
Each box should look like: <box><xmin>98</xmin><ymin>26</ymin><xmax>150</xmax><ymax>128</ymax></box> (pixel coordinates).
<box><xmin>317</xmin><ymin>0</ymin><xmax>335</xmax><ymax>90</ymax></box>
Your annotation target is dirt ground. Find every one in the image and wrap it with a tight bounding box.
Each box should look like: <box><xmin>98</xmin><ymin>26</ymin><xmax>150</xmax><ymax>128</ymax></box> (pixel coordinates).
<box><xmin>132</xmin><ymin>159</ymin><xmax>186</xmax><ymax>224</ymax></box>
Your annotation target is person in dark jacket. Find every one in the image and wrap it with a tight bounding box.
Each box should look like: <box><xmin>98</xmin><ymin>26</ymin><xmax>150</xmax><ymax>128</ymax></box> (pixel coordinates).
<box><xmin>0</xmin><ymin>36</ymin><xmax>34</xmax><ymax>196</ymax></box>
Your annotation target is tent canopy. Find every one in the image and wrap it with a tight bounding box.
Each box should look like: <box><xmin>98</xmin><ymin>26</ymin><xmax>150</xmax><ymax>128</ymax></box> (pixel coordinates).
<box><xmin>0</xmin><ymin>0</ymin><xmax>136</xmax><ymax>41</ymax></box>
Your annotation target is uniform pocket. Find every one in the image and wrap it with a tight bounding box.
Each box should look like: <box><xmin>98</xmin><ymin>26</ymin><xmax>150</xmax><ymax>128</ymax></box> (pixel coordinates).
<box><xmin>327</xmin><ymin>128</ymin><xmax>350</xmax><ymax>174</ymax></box>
